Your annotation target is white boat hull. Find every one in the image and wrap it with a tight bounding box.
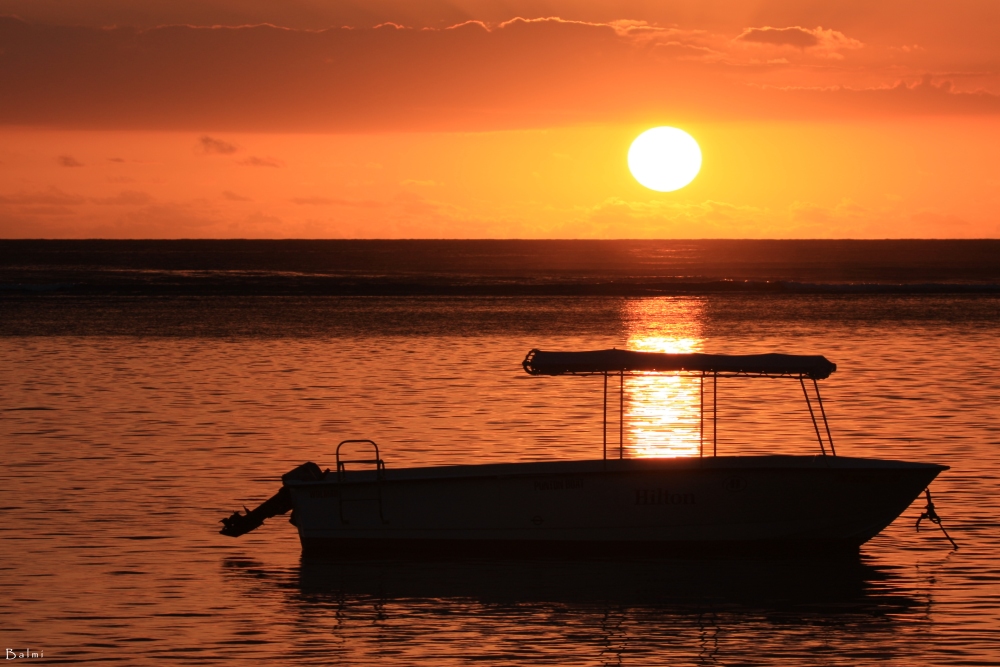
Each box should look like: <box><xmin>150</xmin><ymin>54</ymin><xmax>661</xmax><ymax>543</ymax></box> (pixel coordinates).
<box><xmin>284</xmin><ymin>455</ymin><xmax>944</xmax><ymax>557</ymax></box>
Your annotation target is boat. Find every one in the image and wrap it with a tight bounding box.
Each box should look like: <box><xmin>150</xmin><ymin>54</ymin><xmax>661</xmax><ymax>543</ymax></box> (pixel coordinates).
<box><xmin>220</xmin><ymin>348</ymin><xmax>949</xmax><ymax>557</ymax></box>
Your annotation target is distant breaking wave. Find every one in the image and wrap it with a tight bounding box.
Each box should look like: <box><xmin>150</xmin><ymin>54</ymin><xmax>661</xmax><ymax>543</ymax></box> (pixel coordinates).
<box><xmin>2</xmin><ymin>239</ymin><xmax>1000</xmax><ymax>297</ymax></box>
<box><xmin>2</xmin><ymin>277</ymin><xmax>999</xmax><ymax>296</ymax></box>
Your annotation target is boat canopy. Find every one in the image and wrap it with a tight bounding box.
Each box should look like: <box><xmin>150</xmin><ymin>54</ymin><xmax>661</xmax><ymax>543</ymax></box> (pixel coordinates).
<box><xmin>523</xmin><ymin>349</ymin><xmax>836</xmax><ymax>380</ymax></box>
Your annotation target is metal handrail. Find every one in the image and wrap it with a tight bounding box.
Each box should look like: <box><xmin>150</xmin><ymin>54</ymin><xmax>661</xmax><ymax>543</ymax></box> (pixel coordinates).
<box><xmin>800</xmin><ymin>378</ymin><xmax>829</xmax><ymax>457</ymax></box>
<box><xmin>336</xmin><ymin>439</ymin><xmax>385</xmax><ymax>479</ymax></box>
<box><xmin>812</xmin><ymin>378</ymin><xmax>837</xmax><ymax>457</ymax></box>
<box><xmin>335</xmin><ymin>439</ymin><xmax>387</xmax><ymax>523</ymax></box>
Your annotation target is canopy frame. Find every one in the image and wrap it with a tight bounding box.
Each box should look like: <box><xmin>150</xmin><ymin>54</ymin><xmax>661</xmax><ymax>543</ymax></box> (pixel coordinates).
<box><xmin>526</xmin><ymin>349</ymin><xmax>837</xmax><ymax>460</ymax></box>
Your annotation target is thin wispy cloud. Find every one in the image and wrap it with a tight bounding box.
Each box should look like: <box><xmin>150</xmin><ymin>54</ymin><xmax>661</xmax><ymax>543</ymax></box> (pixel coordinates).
<box><xmin>291</xmin><ymin>196</ymin><xmax>381</xmax><ymax>207</ymax></box>
<box><xmin>0</xmin><ymin>187</ymin><xmax>86</xmax><ymax>206</ymax></box>
<box><xmin>198</xmin><ymin>136</ymin><xmax>238</xmax><ymax>155</ymax></box>
<box><xmin>239</xmin><ymin>156</ymin><xmax>283</xmax><ymax>167</ymax></box>
<box><xmin>737</xmin><ymin>26</ymin><xmax>822</xmax><ymax>48</ymax></box>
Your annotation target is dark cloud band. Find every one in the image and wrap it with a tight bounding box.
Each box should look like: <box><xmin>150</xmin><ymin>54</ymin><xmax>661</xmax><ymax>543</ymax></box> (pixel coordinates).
<box><xmin>0</xmin><ymin>17</ymin><xmax>995</xmax><ymax>131</ymax></box>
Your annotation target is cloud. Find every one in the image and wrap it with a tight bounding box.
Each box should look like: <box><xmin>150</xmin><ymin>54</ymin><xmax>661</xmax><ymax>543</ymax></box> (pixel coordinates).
<box><xmin>107</xmin><ymin>202</ymin><xmax>222</xmax><ymax>236</ymax></box>
<box><xmin>0</xmin><ymin>187</ymin><xmax>157</xmax><ymax>209</ymax></box>
<box><xmin>765</xmin><ymin>75</ymin><xmax>1000</xmax><ymax>116</ymax></box>
<box><xmin>908</xmin><ymin>211</ymin><xmax>970</xmax><ymax>235</ymax></box>
<box><xmin>789</xmin><ymin>200</ymin><xmax>867</xmax><ymax>228</ymax></box>
<box><xmin>0</xmin><ymin>188</ymin><xmax>226</xmax><ymax>237</ymax></box>
<box><xmin>581</xmin><ymin>197</ymin><xmax>777</xmax><ymax>237</ymax></box>
<box><xmin>291</xmin><ymin>196</ymin><xmax>382</xmax><ymax>207</ymax></box>
<box><xmin>736</xmin><ymin>27</ymin><xmax>819</xmax><ymax>48</ymax></box>
<box><xmin>733</xmin><ymin>26</ymin><xmax>863</xmax><ymax>60</ymax></box>
<box><xmin>401</xmin><ymin>179</ymin><xmax>440</xmax><ymax>187</ymax></box>
<box><xmin>14</xmin><ymin>205</ymin><xmax>78</xmax><ymax>217</ymax></box>
<box><xmin>91</xmin><ymin>190</ymin><xmax>154</xmax><ymax>206</ymax></box>
<box><xmin>291</xmin><ymin>197</ymin><xmax>336</xmax><ymax>205</ymax></box>
<box><xmin>573</xmin><ymin>197</ymin><xmax>921</xmax><ymax>239</ymax></box>
<box><xmin>198</xmin><ymin>136</ymin><xmax>238</xmax><ymax>154</ymax></box>
<box><xmin>222</xmin><ymin>190</ymin><xmax>251</xmax><ymax>201</ymax></box>
<box><xmin>0</xmin><ymin>16</ymin><xmax>991</xmax><ymax>132</ymax></box>
<box><xmin>0</xmin><ymin>187</ymin><xmax>86</xmax><ymax>206</ymax></box>
<box><xmin>57</xmin><ymin>155</ymin><xmax>83</xmax><ymax>167</ymax></box>
<box><xmin>0</xmin><ymin>17</ymin><xmax>750</xmax><ymax>131</ymax></box>
<box><xmin>238</xmin><ymin>156</ymin><xmax>283</xmax><ymax>167</ymax></box>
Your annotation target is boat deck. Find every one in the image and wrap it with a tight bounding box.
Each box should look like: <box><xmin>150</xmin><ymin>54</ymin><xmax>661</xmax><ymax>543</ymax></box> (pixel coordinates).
<box><xmin>288</xmin><ymin>455</ymin><xmax>948</xmax><ymax>486</ymax></box>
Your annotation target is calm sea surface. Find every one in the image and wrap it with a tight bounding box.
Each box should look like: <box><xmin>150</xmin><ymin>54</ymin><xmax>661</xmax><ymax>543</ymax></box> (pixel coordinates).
<box><xmin>1</xmin><ymin>242</ymin><xmax>999</xmax><ymax>665</ymax></box>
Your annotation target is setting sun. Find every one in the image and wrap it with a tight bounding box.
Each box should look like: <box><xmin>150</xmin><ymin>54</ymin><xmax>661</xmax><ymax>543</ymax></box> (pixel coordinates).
<box><xmin>628</xmin><ymin>127</ymin><xmax>702</xmax><ymax>192</ymax></box>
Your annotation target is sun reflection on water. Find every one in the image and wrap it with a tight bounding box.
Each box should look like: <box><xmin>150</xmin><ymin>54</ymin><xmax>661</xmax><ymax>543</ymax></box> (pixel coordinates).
<box><xmin>622</xmin><ymin>298</ymin><xmax>705</xmax><ymax>458</ymax></box>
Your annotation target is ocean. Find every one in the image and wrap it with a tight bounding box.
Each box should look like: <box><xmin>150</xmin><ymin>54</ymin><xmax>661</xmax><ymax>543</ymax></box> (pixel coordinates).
<box><xmin>1</xmin><ymin>240</ymin><xmax>998</xmax><ymax>665</ymax></box>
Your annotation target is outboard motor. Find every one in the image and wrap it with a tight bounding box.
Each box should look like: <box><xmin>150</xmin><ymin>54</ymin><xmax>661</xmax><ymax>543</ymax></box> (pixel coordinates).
<box><xmin>220</xmin><ymin>461</ymin><xmax>325</xmax><ymax>537</ymax></box>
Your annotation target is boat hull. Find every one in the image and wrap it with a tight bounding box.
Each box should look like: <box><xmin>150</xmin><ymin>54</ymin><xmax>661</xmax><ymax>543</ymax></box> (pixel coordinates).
<box><xmin>284</xmin><ymin>456</ymin><xmax>945</xmax><ymax>558</ymax></box>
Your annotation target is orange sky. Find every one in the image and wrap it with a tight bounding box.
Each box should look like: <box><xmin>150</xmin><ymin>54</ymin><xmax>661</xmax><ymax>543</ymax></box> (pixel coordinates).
<box><xmin>1</xmin><ymin>1</ymin><xmax>998</xmax><ymax>238</ymax></box>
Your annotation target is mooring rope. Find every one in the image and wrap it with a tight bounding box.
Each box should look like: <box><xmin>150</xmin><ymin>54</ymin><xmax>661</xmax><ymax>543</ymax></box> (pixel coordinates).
<box><xmin>916</xmin><ymin>488</ymin><xmax>958</xmax><ymax>550</ymax></box>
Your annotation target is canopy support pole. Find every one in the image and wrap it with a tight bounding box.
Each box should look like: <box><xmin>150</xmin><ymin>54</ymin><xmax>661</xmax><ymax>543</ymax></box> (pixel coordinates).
<box><xmin>800</xmin><ymin>377</ymin><xmax>827</xmax><ymax>456</ymax></box>
<box><xmin>699</xmin><ymin>373</ymin><xmax>704</xmax><ymax>458</ymax></box>
<box><xmin>619</xmin><ymin>370</ymin><xmax>624</xmax><ymax>460</ymax></box>
<box><xmin>603</xmin><ymin>372</ymin><xmax>608</xmax><ymax>462</ymax></box>
<box><xmin>713</xmin><ymin>372</ymin><xmax>718</xmax><ymax>457</ymax></box>
<box><xmin>813</xmin><ymin>378</ymin><xmax>836</xmax><ymax>457</ymax></box>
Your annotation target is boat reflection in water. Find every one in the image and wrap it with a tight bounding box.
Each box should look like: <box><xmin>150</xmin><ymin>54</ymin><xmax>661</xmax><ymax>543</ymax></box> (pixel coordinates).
<box><xmin>221</xmin><ymin>555</ymin><xmax>929</xmax><ymax>664</ymax></box>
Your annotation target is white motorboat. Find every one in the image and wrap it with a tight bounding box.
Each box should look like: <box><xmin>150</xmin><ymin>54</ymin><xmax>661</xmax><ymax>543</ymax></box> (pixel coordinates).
<box><xmin>221</xmin><ymin>349</ymin><xmax>948</xmax><ymax>557</ymax></box>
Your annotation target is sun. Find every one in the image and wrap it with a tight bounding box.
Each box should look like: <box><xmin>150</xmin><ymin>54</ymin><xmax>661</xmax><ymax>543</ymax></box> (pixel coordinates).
<box><xmin>628</xmin><ymin>127</ymin><xmax>702</xmax><ymax>192</ymax></box>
